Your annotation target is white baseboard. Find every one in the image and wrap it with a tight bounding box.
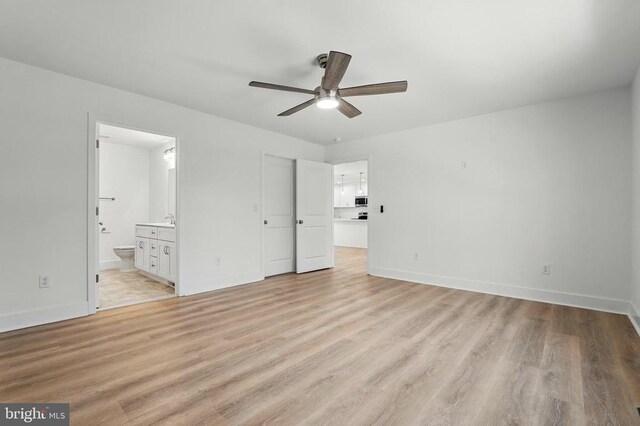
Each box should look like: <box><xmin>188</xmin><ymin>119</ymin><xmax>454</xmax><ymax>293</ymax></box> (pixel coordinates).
<box><xmin>0</xmin><ymin>302</ymin><xmax>89</xmax><ymax>334</ymax></box>
<box><xmin>369</xmin><ymin>267</ymin><xmax>630</xmax><ymax>315</ymax></box>
<box><xmin>181</xmin><ymin>272</ymin><xmax>264</xmax><ymax>297</ymax></box>
<box><xmin>100</xmin><ymin>260</ymin><xmax>120</xmax><ymax>270</ymax></box>
<box><xmin>630</xmin><ymin>302</ymin><xmax>640</xmax><ymax>337</ymax></box>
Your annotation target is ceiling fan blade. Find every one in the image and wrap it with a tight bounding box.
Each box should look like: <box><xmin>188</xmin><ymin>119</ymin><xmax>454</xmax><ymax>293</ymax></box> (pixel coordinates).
<box><xmin>336</xmin><ymin>98</ymin><xmax>362</xmax><ymax>119</ymax></box>
<box><xmin>322</xmin><ymin>51</ymin><xmax>352</xmax><ymax>91</ymax></box>
<box><xmin>277</xmin><ymin>98</ymin><xmax>316</xmax><ymax>116</ymax></box>
<box><xmin>249</xmin><ymin>81</ymin><xmax>315</xmax><ymax>95</ymax></box>
<box><xmin>338</xmin><ymin>81</ymin><xmax>408</xmax><ymax>97</ymax></box>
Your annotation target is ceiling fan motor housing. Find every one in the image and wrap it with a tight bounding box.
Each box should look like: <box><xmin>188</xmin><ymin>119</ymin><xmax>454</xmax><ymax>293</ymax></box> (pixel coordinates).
<box><xmin>315</xmin><ymin>86</ymin><xmax>337</xmax><ymax>100</ymax></box>
<box><xmin>316</xmin><ymin>53</ymin><xmax>328</xmax><ymax>69</ymax></box>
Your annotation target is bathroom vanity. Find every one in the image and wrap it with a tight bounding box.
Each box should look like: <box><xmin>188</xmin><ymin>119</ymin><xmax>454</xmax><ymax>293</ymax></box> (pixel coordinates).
<box><xmin>135</xmin><ymin>223</ymin><xmax>176</xmax><ymax>284</ymax></box>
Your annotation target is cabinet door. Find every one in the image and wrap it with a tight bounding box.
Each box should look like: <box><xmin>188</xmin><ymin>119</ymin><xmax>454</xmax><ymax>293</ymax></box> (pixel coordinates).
<box><xmin>340</xmin><ymin>184</ymin><xmax>355</xmax><ymax>207</ymax></box>
<box><xmin>358</xmin><ymin>182</ymin><xmax>368</xmax><ymax>197</ymax></box>
<box><xmin>333</xmin><ymin>185</ymin><xmax>341</xmax><ymax>207</ymax></box>
<box><xmin>158</xmin><ymin>242</ymin><xmax>170</xmax><ymax>279</ymax></box>
<box><xmin>167</xmin><ymin>241</ymin><xmax>176</xmax><ymax>282</ymax></box>
<box><xmin>135</xmin><ymin>238</ymin><xmax>149</xmax><ymax>271</ymax></box>
<box><xmin>158</xmin><ymin>241</ymin><xmax>176</xmax><ymax>282</ymax></box>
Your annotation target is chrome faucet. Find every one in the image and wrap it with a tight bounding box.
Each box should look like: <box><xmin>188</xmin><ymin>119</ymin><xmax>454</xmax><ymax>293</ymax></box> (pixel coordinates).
<box><xmin>165</xmin><ymin>214</ymin><xmax>176</xmax><ymax>225</ymax></box>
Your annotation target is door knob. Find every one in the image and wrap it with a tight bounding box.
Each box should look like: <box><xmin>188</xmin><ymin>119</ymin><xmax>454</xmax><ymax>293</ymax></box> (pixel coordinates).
<box><xmin>264</xmin><ymin>220</ymin><xmax>268</xmax><ymax>225</ymax></box>
<box><xmin>298</xmin><ymin>220</ymin><xmax>303</xmax><ymax>224</ymax></box>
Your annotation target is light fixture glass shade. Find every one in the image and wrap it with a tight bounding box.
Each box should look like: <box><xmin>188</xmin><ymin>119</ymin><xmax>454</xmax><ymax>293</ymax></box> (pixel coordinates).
<box><xmin>163</xmin><ymin>147</ymin><xmax>176</xmax><ymax>161</ymax></box>
<box><xmin>316</xmin><ymin>97</ymin><xmax>339</xmax><ymax>109</ymax></box>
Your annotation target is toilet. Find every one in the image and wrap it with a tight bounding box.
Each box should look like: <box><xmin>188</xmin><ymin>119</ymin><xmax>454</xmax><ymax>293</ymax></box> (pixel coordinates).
<box><xmin>113</xmin><ymin>246</ymin><xmax>136</xmax><ymax>272</ymax></box>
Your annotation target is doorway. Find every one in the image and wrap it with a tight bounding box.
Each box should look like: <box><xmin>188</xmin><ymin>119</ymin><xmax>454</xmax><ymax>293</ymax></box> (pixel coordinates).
<box><xmin>262</xmin><ymin>155</ymin><xmax>334</xmax><ymax>277</ymax></box>
<box><xmin>333</xmin><ymin>160</ymin><xmax>369</xmax><ymax>271</ymax></box>
<box><xmin>91</xmin><ymin>122</ymin><xmax>178</xmax><ymax>310</ymax></box>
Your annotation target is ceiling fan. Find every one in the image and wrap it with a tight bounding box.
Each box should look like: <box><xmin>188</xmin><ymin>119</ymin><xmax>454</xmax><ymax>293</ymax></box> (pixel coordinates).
<box><xmin>249</xmin><ymin>51</ymin><xmax>408</xmax><ymax>118</ymax></box>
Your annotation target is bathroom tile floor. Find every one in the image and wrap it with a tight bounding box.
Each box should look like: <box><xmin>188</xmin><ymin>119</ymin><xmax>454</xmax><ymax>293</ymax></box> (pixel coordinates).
<box><xmin>99</xmin><ymin>269</ymin><xmax>175</xmax><ymax>310</ymax></box>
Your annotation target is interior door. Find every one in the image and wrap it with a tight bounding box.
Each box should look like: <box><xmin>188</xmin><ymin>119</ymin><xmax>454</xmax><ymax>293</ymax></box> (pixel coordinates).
<box><xmin>263</xmin><ymin>155</ymin><xmax>296</xmax><ymax>277</ymax></box>
<box><xmin>296</xmin><ymin>159</ymin><xmax>334</xmax><ymax>273</ymax></box>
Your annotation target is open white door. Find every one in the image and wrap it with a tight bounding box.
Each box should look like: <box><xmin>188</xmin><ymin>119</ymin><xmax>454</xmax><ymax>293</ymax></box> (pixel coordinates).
<box><xmin>296</xmin><ymin>159</ymin><xmax>334</xmax><ymax>273</ymax></box>
<box><xmin>263</xmin><ymin>155</ymin><xmax>296</xmax><ymax>276</ymax></box>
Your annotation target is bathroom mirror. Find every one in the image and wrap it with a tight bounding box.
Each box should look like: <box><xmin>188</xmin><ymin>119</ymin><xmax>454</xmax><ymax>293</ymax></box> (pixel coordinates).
<box><xmin>168</xmin><ymin>168</ymin><xmax>176</xmax><ymax>218</ymax></box>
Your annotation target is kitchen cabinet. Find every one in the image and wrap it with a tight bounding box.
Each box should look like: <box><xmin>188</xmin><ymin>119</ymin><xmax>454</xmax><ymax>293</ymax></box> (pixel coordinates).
<box><xmin>334</xmin><ymin>184</ymin><xmax>356</xmax><ymax>207</ymax></box>
<box><xmin>135</xmin><ymin>224</ymin><xmax>176</xmax><ymax>283</ymax></box>
<box><xmin>334</xmin><ymin>219</ymin><xmax>368</xmax><ymax>248</ymax></box>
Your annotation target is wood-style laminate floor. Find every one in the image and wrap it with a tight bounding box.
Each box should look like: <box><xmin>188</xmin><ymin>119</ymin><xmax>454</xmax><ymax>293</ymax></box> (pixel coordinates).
<box><xmin>1</xmin><ymin>247</ymin><xmax>639</xmax><ymax>425</ymax></box>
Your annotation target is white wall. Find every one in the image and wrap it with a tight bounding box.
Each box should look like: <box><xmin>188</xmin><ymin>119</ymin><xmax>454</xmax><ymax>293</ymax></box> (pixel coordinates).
<box><xmin>98</xmin><ymin>142</ymin><xmax>150</xmax><ymax>268</ymax></box>
<box><xmin>632</xmin><ymin>67</ymin><xmax>640</xmax><ymax>326</ymax></box>
<box><xmin>149</xmin><ymin>140</ymin><xmax>176</xmax><ymax>223</ymax></box>
<box><xmin>328</xmin><ymin>88</ymin><xmax>632</xmax><ymax>312</ymax></box>
<box><xmin>0</xmin><ymin>57</ymin><xmax>324</xmax><ymax>331</ymax></box>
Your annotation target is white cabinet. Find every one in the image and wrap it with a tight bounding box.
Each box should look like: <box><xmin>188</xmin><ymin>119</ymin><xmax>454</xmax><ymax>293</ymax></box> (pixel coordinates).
<box><xmin>135</xmin><ymin>224</ymin><xmax>176</xmax><ymax>283</ymax></box>
<box><xmin>135</xmin><ymin>237</ymin><xmax>149</xmax><ymax>271</ymax></box>
<box><xmin>334</xmin><ymin>184</ymin><xmax>357</xmax><ymax>207</ymax></box>
<box><xmin>357</xmin><ymin>183</ymin><xmax>368</xmax><ymax>197</ymax></box>
<box><xmin>158</xmin><ymin>241</ymin><xmax>177</xmax><ymax>282</ymax></box>
<box><xmin>334</xmin><ymin>220</ymin><xmax>368</xmax><ymax>248</ymax></box>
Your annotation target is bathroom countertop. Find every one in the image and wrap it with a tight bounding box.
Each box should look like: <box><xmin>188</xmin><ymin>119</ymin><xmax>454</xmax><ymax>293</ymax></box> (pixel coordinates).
<box><xmin>136</xmin><ymin>222</ymin><xmax>175</xmax><ymax>228</ymax></box>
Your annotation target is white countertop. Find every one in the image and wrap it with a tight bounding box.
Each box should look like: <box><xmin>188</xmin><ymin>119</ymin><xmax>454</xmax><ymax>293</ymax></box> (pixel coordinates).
<box><xmin>334</xmin><ymin>218</ymin><xmax>368</xmax><ymax>223</ymax></box>
<box><xmin>136</xmin><ymin>222</ymin><xmax>175</xmax><ymax>228</ymax></box>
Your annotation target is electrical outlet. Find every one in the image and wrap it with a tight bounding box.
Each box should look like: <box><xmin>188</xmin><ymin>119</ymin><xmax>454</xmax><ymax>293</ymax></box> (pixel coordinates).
<box><xmin>542</xmin><ymin>264</ymin><xmax>551</xmax><ymax>275</ymax></box>
<box><xmin>413</xmin><ymin>253</ymin><xmax>419</xmax><ymax>261</ymax></box>
<box><xmin>39</xmin><ymin>275</ymin><xmax>50</xmax><ymax>288</ymax></box>
<box><xmin>215</xmin><ymin>257</ymin><xmax>221</xmax><ymax>266</ymax></box>
<box><xmin>461</xmin><ymin>161</ymin><xmax>469</xmax><ymax>169</ymax></box>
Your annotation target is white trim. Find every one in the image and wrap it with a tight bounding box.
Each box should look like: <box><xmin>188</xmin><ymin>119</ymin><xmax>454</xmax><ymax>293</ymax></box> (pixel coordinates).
<box><xmin>87</xmin><ymin>112</ymin><xmax>98</xmax><ymax>313</ymax></box>
<box><xmin>630</xmin><ymin>302</ymin><xmax>640</xmax><ymax>337</ymax></box>
<box><xmin>369</xmin><ymin>267</ymin><xmax>630</xmax><ymax>315</ymax></box>
<box><xmin>100</xmin><ymin>260</ymin><xmax>121</xmax><ymax>270</ymax></box>
<box><xmin>329</xmin><ymin>155</ymin><xmax>371</xmax><ymax>273</ymax></box>
<box><xmin>87</xmin><ymin>114</ymin><xmax>183</xmax><ymax>313</ymax></box>
<box><xmin>181</xmin><ymin>272</ymin><xmax>264</xmax><ymax>296</ymax></box>
<box><xmin>260</xmin><ymin>149</ymin><xmax>266</xmax><ymax>279</ymax></box>
<box><xmin>0</xmin><ymin>302</ymin><xmax>89</xmax><ymax>334</ymax></box>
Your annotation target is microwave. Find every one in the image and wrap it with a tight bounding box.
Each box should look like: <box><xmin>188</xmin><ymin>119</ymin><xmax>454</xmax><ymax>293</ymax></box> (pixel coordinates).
<box><xmin>355</xmin><ymin>196</ymin><xmax>368</xmax><ymax>207</ymax></box>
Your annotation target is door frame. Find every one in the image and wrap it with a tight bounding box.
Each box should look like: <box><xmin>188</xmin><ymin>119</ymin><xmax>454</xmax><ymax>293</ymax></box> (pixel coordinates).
<box><xmin>329</xmin><ymin>155</ymin><xmax>372</xmax><ymax>275</ymax></box>
<box><xmin>260</xmin><ymin>151</ymin><xmax>297</xmax><ymax>279</ymax></box>
<box><xmin>87</xmin><ymin>113</ymin><xmax>182</xmax><ymax>314</ymax></box>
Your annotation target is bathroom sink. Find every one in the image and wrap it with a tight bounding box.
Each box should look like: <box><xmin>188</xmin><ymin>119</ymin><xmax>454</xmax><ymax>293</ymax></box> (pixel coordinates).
<box><xmin>137</xmin><ymin>222</ymin><xmax>175</xmax><ymax>228</ymax></box>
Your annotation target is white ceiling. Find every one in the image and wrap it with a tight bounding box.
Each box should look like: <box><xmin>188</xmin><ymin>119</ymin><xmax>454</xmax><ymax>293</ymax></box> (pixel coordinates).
<box><xmin>98</xmin><ymin>124</ymin><xmax>174</xmax><ymax>149</ymax></box>
<box><xmin>1</xmin><ymin>1</ymin><xmax>639</xmax><ymax>145</ymax></box>
<box><xmin>335</xmin><ymin>161</ymin><xmax>368</xmax><ymax>184</ymax></box>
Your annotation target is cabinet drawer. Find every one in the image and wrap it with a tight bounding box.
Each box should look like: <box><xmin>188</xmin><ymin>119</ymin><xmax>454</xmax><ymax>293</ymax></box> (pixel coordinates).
<box><xmin>136</xmin><ymin>226</ymin><xmax>159</xmax><ymax>238</ymax></box>
<box><xmin>135</xmin><ymin>226</ymin><xmax>150</xmax><ymax>238</ymax></box>
<box><xmin>149</xmin><ymin>256</ymin><xmax>158</xmax><ymax>274</ymax></box>
<box><xmin>158</xmin><ymin>227</ymin><xmax>176</xmax><ymax>242</ymax></box>
<box><xmin>149</xmin><ymin>239</ymin><xmax>159</xmax><ymax>257</ymax></box>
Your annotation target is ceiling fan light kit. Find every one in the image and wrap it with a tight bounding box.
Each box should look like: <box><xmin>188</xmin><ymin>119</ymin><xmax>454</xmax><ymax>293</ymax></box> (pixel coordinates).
<box><xmin>315</xmin><ymin>87</ymin><xmax>339</xmax><ymax>109</ymax></box>
<box><xmin>249</xmin><ymin>51</ymin><xmax>408</xmax><ymax>118</ymax></box>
